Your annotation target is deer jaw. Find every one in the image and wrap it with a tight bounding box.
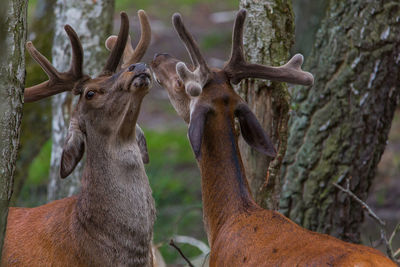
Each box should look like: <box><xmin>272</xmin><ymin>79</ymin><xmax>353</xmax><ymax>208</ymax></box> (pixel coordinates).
<box><xmin>151</xmin><ymin>54</ymin><xmax>191</xmax><ymax>123</ymax></box>
<box><xmin>80</xmin><ymin>64</ymin><xmax>152</xmax><ymax>143</ymax></box>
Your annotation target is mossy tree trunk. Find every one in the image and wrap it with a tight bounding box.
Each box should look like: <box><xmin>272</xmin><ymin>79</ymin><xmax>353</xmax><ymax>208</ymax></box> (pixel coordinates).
<box><xmin>12</xmin><ymin>0</ymin><xmax>55</xmax><ymax>206</ymax></box>
<box><xmin>0</xmin><ymin>0</ymin><xmax>27</xmax><ymax>256</ymax></box>
<box><xmin>280</xmin><ymin>0</ymin><xmax>400</xmax><ymax>243</ymax></box>
<box><xmin>48</xmin><ymin>0</ymin><xmax>114</xmax><ymax>201</ymax></box>
<box><xmin>238</xmin><ymin>0</ymin><xmax>294</xmax><ymax>210</ymax></box>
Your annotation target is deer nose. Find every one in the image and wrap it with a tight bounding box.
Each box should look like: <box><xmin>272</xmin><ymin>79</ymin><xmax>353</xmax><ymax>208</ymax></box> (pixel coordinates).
<box><xmin>128</xmin><ymin>63</ymin><xmax>147</xmax><ymax>73</ymax></box>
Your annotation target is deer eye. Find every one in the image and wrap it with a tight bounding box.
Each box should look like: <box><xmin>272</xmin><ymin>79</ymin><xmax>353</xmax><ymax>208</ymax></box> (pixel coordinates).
<box><xmin>85</xmin><ymin>90</ymin><xmax>95</xmax><ymax>100</ymax></box>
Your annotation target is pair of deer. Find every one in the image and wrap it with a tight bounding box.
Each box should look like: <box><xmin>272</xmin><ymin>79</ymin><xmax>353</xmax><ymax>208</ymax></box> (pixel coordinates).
<box><xmin>2</xmin><ymin>9</ymin><xmax>395</xmax><ymax>267</ymax></box>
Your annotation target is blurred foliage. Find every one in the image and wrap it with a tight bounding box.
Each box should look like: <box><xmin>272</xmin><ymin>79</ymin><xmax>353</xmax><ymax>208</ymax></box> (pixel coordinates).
<box><xmin>17</xmin><ymin>140</ymin><xmax>51</xmax><ymax>207</ymax></box>
<box><xmin>144</xmin><ymin>128</ymin><xmax>206</xmax><ymax>263</ymax></box>
<box><xmin>200</xmin><ymin>30</ymin><xmax>231</xmax><ymax>51</ymax></box>
<box><xmin>27</xmin><ymin>140</ymin><xmax>51</xmax><ymax>186</ymax></box>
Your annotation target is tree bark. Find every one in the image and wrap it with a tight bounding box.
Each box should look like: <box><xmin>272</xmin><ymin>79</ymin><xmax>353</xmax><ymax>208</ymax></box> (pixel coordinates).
<box><xmin>0</xmin><ymin>0</ymin><xmax>27</xmax><ymax>256</ymax></box>
<box><xmin>238</xmin><ymin>0</ymin><xmax>294</xmax><ymax>210</ymax></box>
<box><xmin>48</xmin><ymin>0</ymin><xmax>114</xmax><ymax>201</ymax></box>
<box><xmin>280</xmin><ymin>0</ymin><xmax>400</xmax><ymax>243</ymax></box>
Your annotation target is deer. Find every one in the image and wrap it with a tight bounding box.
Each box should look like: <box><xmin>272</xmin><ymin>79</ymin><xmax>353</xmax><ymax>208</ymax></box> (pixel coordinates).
<box><xmin>150</xmin><ymin>9</ymin><xmax>397</xmax><ymax>266</ymax></box>
<box><xmin>2</xmin><ymin>11</ymin><xmax>160</xmax><ymax>266</ymax></box>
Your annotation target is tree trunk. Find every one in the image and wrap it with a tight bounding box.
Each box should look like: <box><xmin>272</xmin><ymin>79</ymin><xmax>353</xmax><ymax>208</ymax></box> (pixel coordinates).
<box><xmin>280</xmin><ymin>0</ymin><xmax>400</xmax><ymax>243</ymax></box>
<box><xmin>292</xmin><ymin>0</ymin><xmax>328</xmax><ymax>58</ymax></box>
<box><xmin>238</xmin><ymin>0</ymin><xmax>294</xmax><ymax>210</ymax></box>
<box><xmin>0</xmin><ymin>0</ymin><xmax>27</xmax><ymax>255</ymax></box>
<box><xmin>12</xmin><ymin>0</ymin><xmax>55</xmax><ymax>206</ymax></box>
<box><xmin>0</xmin><ymin>1</ymin><xmax>7</xmax><ymax>59</ymax></box>
<box><xmin>48</xmin><ymin>0</ymin><xmax>114</xmax><ymax>201</ymax></box>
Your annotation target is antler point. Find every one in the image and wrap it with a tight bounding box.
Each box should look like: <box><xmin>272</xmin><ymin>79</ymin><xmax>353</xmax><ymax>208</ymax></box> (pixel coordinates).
<box><xmin>172</xmin><ymin>13</ymin><xmax>182</xmax><ymax>24</ymax></box>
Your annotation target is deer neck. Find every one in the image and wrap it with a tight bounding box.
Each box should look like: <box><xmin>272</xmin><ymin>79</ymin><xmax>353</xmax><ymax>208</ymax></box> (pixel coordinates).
<box><xmin>197</xmin><ymin>114</ymin><xmax>259</xmax><ymax>246</ymax></box>
<box><xmin>74</xmin><ymin>136</ymin><xmax>155</xmax><ymax>265</ymax></box>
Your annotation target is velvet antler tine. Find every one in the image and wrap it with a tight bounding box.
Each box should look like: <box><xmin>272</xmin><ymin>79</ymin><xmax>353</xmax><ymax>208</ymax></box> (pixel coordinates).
<box><xmin>172</xmin><ymin>13</ymin><xmax>209</xmax><ymax>73</ymax></box>
<box><xmin>102</xmin><ymin>12</ymin><xmax>129</xmax><ymax>74</ymax></box>
<box><xmin>224</xmin><ymin>9</ymin><xmax>314</xmax><ymax>86</ymax></box>
<box><xmin>25</xmin><ymin>25</ymin><xmax>91</xmax><ymax>102</ymax></box>
<box><xmin>228</xmin><ymin>54</ymin><xmax>314</xmax><ymax>85</ymax></box>
<box><xmin>228</xmin><ymin>9</ymin><xmax>246</xmax><ymax>65</ymax></box>
<box><xmin>121</xmin><ymin>10</ymin><xmax>151</xmax><ymax>68</ymax></box>
<box><xmin>26</xmin><ymin>42</ymin><xmax>60</xmax><ymax>79</ymax></box>
<box><xmin>64</xmin><ymin>25</ymin><xmax>84</xmax><ymax>77</ymax></box>
<box><xmin>172</xmin><ymin>13</ymin><xmax>211</xmax><ymax>97</ymax></box>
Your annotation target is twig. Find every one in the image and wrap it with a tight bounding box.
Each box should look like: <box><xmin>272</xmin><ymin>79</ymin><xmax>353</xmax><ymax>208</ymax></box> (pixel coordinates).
<box><xmin>333</xmin><ymin>180</ymin><xmax>400</xmax><ymax>263</ymax></box>
<box><xmin>332</xmin><ymin>182</ymin><xmax>386</xmax><ymax>226</ymax></box>
<box><xmin>394</xmin><ymin>248</ymin><xmax>400</xmax><ymax>259</ymax></box>
<box><xmin>169</xmin><ymin>239</ymin><xmax>194</xmax><ymax>267</ymax></box>
<box><xmin>389</xmin><ymin>223</ymin><xmax>400</xmax><ymax>248</ymax></box>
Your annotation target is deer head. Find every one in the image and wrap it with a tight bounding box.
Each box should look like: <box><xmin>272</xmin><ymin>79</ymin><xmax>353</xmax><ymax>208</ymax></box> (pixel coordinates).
<box><xmin>25</xmin><ymin>11</ymin><xmax>152</xmax><ymax>178</ymax></box>
<box><xmin>151</xmin><ymin>9</ymin><xmax>313</xmax><ymax>159</ymax></box>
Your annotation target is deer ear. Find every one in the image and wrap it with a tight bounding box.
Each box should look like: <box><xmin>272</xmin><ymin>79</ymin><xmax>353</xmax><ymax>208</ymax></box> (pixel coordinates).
<box><xmin>135</xmin><ymin>124</ymin><xmax>149</xmax><ymax>164</ymax></box>
<box><xmin>60</xmin><ymin>119</ymin><xmax>85</xmax><ymax>179</ymax></box>
<box><xmin>235</xmin><ymin>103</ymin><xmax>276</xmax><ymax>157</ymax></box>
<box><xmin>188</xmin><ymin>105</ymin><xmax>210</xmax><ymax>159</ymax></box>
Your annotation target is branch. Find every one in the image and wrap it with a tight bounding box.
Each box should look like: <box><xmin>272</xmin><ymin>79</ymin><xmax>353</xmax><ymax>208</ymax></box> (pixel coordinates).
<box><xmin>169</xmin><ymin>239</ymin><xmax>194</xmax><ymax>267</ymax></box>
<box><xmin>173</xmin><ymin>235</ymin><xmax>210</xmax><ymax>254</ymax></box>
<box><xmin>332</xmin><ymin>182</ymin><xmax>385</xmax><ymax>226</ymax></box>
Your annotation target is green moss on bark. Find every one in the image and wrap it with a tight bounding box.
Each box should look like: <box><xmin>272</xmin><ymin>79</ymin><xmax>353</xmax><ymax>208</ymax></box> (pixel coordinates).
<box><xmin>280</xmin><ymin>0</ymin><xmax>400</xmax><ymax>243</ymax></box>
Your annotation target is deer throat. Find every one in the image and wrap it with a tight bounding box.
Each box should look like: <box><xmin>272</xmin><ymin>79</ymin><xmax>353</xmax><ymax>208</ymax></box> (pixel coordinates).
<box><xmin>73</xmin><ymin>147</ymin><xmax>156</xmax><ymax>266</ymax></box>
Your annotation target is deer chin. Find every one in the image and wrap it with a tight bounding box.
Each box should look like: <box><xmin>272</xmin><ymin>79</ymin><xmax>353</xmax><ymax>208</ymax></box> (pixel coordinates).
<box><xmin>131</xmin><ymin>73</ymin><xmax>151</xmax><ymax>90</ymax></box>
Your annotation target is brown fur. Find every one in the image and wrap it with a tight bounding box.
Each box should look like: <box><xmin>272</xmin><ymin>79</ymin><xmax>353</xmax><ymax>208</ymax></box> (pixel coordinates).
<box><xmin>151</xmin><ymin>56</ymin><xmax>396</xmax><ymax>267</ymax></box>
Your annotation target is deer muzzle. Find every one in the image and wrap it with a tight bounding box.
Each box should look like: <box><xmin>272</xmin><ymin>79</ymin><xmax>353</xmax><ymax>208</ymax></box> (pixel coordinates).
<box><xmin>127</xmin><ymin>63</ymin><xmax>152</xmax><ymax>90</ymax></box>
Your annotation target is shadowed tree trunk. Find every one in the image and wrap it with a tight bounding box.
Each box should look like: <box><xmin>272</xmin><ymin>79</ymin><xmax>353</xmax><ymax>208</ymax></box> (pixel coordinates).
<box><xmin>0</xmin><ymin>1</ymin><xmax>7</xmax><ymax>59</ymax></box>
<box><xmin>292</xmin><ymin>0</ymin><xmax>328</xmax><ymax>58</ymax></box>
<box><xmin>48</xmin><ymin>0</ymin><xmax>114</xmax><ymax>201</ymax></box>
<box><xmin>0</xmin><ymin>0</ymin><xmax>27</xmax><ymax>256</ymax></box>
<box><xmin>238</xmin><ymin>0</ymin><xmax>294</xmax><ymax>210</ymax></box>
<box><xmin>280</xmin><ymin>0</ymin><xmax>400</xmax><ymax>243</ymax></box>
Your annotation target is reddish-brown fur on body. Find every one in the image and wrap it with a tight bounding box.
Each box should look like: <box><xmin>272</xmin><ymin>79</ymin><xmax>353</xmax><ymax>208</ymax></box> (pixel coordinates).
<box><xmin>4</xmin><ymin>197</ymin><xmax>87</xmax><ymax>266</ymax></box>
<box><xmin>212</xmin><ymin>209</ymin><xmax>391</xmax><ymax>266</ymax></box>
<box><xmin>195</xmin><ymin>87</ymin><xmax>395</xmax><ymax>266</ymax></box>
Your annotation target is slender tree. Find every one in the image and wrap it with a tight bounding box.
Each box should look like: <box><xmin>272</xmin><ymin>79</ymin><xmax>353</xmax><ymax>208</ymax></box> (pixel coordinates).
<box><xmin>280</xmin><ymin>0</ymin><xmax>400</xmax><ymax>243</ymax></box>
<box><xmin>12</xmin><ymin>0</ymin><xmax>55</xmax><ymax>206</ymax></box>
<box><xmin>48</xmin><ymin>0</ymin><xmax>114</xmax><ymax>201</ymax></box>
<box><xmin>0</xmin><ymin>0</ymin><xmax>27</xmax><ymax>255</ymax></box>
<box><xmin>238</xmin><ymin>0</ymin><xmax>294</xmax><ymax>210</ymax></box>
